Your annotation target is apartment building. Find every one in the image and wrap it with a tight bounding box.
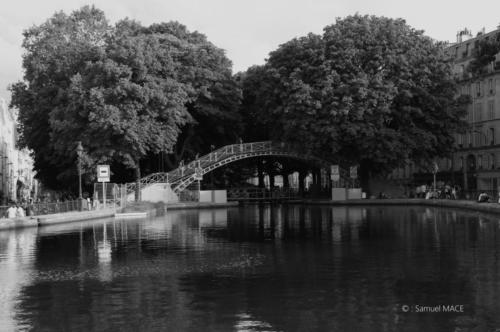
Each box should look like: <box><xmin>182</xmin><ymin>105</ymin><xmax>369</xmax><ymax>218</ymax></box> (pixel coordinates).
<box><xmin>387</xmin><ymin>27</ymin><xmax>500</xmax><ymax>195</ymax></box>
<box><xmin>446</xmin><ymin>27</ymin><xmax>500</xmax><ymax>192</ymax></box>
<box><xmin>0</xmin><ymin>98</ymin><xmax>37</xmax><ymax>204</ymax></box>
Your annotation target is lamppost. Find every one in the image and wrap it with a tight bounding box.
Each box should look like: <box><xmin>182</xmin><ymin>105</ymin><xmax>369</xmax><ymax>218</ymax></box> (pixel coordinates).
<box><xmin>76</xmin><ymin>141</ymin><xmax>83</xmax><ymax>199</ymax></box>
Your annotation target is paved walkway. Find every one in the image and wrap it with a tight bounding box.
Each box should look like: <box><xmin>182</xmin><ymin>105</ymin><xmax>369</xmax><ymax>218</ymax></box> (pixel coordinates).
<box><xmin>0</xmin><ymin>202</ymin><xmax>238</xmax><ymax>231</ymax></box>
<box><xmin>0</xmin><ymin>208</ymin><xmax>116</xmax><ymax>231</ymax></box>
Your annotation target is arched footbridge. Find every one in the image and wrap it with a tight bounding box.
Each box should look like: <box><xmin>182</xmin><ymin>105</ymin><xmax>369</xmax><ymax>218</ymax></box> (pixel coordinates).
<box><xmin>125</xmin><ymin>141</ymin><xmax>353</xmax><ymax>196</ymax></box>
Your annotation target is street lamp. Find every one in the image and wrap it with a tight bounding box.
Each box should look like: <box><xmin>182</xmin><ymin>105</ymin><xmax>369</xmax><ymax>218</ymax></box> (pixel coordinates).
<box><xmin>76</xmin><ymin>141</ymin><xmax>83</xmax><ymax>199</ymax></box>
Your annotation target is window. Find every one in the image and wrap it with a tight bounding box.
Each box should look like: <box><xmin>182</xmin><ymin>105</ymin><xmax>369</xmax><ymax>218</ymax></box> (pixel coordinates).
<box><xmin>491</xmin><ymin>154</ymin><xmax>496</xmax><ymax>169</ymax></box>
<box><xmin>490</xmin><ymin>127</ymin><xmax>495</xmax><ymax>145</ymax></box>
<box><xmin>488</xmin><ymin>101</ymin><xmax>495</xmax><ymax>120</ymax></box>
<box><xmin>478</xmin><ymin>155</ymin><xmax>483</xmax><ymax>169</ymax></box>
<box><xmin>474</xmin><ymin>131</ymin><xmax>482</xmax><ymax>146</ymax></box>
<box><xmin>489</xmin><ymin>79</ymin><xmax>494</xmax><ymax>94</ymax></box>
<box><xmin>476</xmin><ymin>82</ymin><xmax>482</xmax><ymax>97</ymax></box>
<box><xmin>475</xmin><ymin>103</ymin><xmax>482</xmax><ymax>121</ymax></box>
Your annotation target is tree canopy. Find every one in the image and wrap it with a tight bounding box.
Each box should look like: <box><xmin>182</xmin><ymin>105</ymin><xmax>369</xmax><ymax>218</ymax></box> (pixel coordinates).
<box><xmin>468</xmin><ymin>34</ymin><xmax>500</xmax><ymax>76</ymax></box>
<box><xmin>10</xmin><ymin>6</ymin><xmax>241</xmax><ymax>191</ymax></box>
<box><xmin>241</xmin><ymin>15</ymin><xmax>469</xmax><ymax>179</ymax></box>
<box><xmin>11</xmin><ymin>10</ymin><xmax>470</xmax><ymax>193</ymax></box>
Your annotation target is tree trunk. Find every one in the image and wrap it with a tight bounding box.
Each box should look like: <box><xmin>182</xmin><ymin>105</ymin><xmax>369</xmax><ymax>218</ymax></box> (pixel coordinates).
<box><xmin>283</xmin><ymin>173</ymin><xmax>290</xmax><ymax>188</ymax></box>
<box><xmin>164</xmin><ymin>155</ymin><xmax>176</xmax><ymax>171</ymax></box>
<box><xmin>269</xmin><ymin>172</ymin><xmax>275</xmax><ymax>189</ymax></box>
<box><xmin>135</xmin><ymin>161</ymin><xmax>141</xmax><ymax>202</ymax></box>
<box><xmin>299</xmin><ymin>170</ymin><xmax>306</xmax><ymax>196</ymax></box>
<box><xmin>359</xmin><ymin>160</ymin><xmax>371</xmax><ymax>197</ymax></box>
<box><xmin>258</xmin><ymin>159</ymin><xmax>265</xmax><ymax>188</ymax></box>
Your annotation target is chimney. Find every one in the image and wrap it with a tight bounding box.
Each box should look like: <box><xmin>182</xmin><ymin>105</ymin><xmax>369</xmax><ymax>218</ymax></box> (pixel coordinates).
<box><xmin>457</xmin><ymin>28</ymin><xmax>472</xmax><ymax>43</ymax></box>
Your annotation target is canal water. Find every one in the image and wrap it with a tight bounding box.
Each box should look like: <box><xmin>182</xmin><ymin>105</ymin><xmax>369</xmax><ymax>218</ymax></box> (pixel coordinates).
<box><xmin>1</xmin><ymin>205</ymin><xmax>499</xmax><ymax>331</ymax></box>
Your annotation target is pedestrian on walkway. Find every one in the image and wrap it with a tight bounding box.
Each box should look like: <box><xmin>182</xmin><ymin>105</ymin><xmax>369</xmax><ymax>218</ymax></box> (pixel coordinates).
<box><xmin>451</xmin><ymin>187</ymin><xmax>457</xmax><ymax>200</ymax></box>
<box><xmin>7</xmin><ymin>204</ymin><xmax>17</xmax><ymax>219</ymax></box>
<box><xmin>16</xmin><ymin>205</ymin><xmax>25</xmax><ymax>218</ymax></box>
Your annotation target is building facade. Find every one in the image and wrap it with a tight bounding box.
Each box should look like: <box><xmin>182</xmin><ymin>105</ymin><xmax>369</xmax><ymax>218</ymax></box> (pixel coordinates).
<box><xmin>387</xmin><ymin>27</ymin><xmax>500</xmax><ymax>196</ymax></box>
<box><xmin>0</xmin><ymin>98</ymin><xmax>37</xmax><ymax>204</ymax></box>
<box><xmin>446</xmin><ymin>27</ymin><xmax>500</xmax><ymax>192</ymax></box>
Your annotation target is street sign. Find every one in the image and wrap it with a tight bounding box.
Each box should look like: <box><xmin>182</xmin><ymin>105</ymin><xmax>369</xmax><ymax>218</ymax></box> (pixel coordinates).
<box><xmin>349</xmin><ymin>166</ymin><xmax>358</xmax><ymax>179</ymax></box>
<box><xmin>194</xmin><ymin>167</ymin><xmax>203</xmax><ymax>181</ymax></box>
<box><xmin>97</xmin><ymin>165</ymin><xmax>110</xmax><ymax>183</ymax></box>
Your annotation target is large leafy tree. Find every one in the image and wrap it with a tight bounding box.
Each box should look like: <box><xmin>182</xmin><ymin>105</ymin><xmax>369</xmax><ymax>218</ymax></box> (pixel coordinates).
<box><xmin>60</xmin><ymin>20</ymin><xmax>193</xmax><ymax>198</ymax></box>
<box><xmin>142</xmin><ymin>23</ymin><xmax>242</xmax><ymax>169</ymax></box>
<box><xmin>10</xmin><ymin>6</ymin><xmax>241</xmax><ymax>195</ymax></box>
<box><xmin>242</xmin><ymin>15</ymin><xmax>469</xmax><ymax>187</ymax></box>
<box><xmin>468</xmin><ymin>35</ymin><xmax>500</xmax><ymax>76</ymax></box>
<box><xmin>10</xmin><ymin>6</ymin><xmax>110</xmax><ymax>189</ymax></box>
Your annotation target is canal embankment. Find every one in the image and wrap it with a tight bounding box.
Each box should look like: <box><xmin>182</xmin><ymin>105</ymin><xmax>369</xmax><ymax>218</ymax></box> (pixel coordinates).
<box><xmin>4</xmin><ymin>198</ymin><xmax>499</xmax><ymax>231</ymax></box>
<box><xmin>0</xmin><ymin>201</ymin><xmax>239</xmax><ymax>231</ymax></box>
<box><xmin>165</xmin><ymin>201</ymin><xmax>238</xmax><ymax>210</ymax></box>
<box><xmin>0</xmin><ymin>209</ymin><xmax>116</xmax><ymax>231</ymax></box>
<box><xmin>305</xmin><ymin>198</ymin><xmax>500</xmax><ymax>214</ymax></box>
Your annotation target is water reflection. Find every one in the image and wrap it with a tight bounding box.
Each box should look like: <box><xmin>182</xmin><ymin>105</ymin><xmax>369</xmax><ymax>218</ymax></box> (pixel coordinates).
<box><xmin>0</xmin><ymin>205</ymin><xmax>499</xmax><ymax>331</ymax></box>
<box><xmin>0</xmin><ymin>228</ymin><xmax>37</xmax><ymax>332</ymax></box>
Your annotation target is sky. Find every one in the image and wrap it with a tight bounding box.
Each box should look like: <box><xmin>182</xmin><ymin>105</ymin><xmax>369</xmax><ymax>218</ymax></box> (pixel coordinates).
<box><xmin>1</xmin><ymin>0</ymin><xmax>500</xmax><ymax>103</ymax></box>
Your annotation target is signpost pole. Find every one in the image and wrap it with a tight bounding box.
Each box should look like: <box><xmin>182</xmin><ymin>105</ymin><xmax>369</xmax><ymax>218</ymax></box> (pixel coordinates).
<box><xmin>97</xmin><ymin>165</ymin><xmax>110</xmax><ymax>209</ymax></box>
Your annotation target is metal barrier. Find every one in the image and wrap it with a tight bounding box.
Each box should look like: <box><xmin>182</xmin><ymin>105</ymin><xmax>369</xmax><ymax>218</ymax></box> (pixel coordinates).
<box><xmin>462</xmin><ymin>190</ymin><xmax>498</xmax><ymax>201</ymax></box>
<box><xmin>227</xmin><ymin>187</ymin><xmax>300</xmax><ymax>201</ymax></box>
<box><xmin>0</xmin><ymin>198</ymin><xmax>119</xmax><ymax>219</ymax></box>
<box><xmin>0</xmin><ymin>200</ymin><xmax>82</xmax><ymax>218</ymax></box>
<box><xmin>0</xmin><ymin>206</ymin><xmax>8</xmax><ymax>218</ymax></box>
<box><xmin>125</xmin><ymin>141</ymin><xmax>356</xmax><ymax>196</ymax></box>
<box><xmin>178</xmin><ymin>190</ymin><xmax>200</xmax><ymax>202</ymax></box>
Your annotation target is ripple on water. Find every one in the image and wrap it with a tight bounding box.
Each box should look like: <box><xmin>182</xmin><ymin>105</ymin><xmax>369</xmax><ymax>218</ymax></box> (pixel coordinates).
<box><xmin>26</xmin><ymin>252</ymin><xmax>267</xmax><ymax>282</ymax></box>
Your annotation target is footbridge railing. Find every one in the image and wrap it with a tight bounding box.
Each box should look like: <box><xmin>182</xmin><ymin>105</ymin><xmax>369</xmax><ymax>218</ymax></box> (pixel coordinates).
<box><xmin>125</xmin><ymin>141</ymin><xmax>353</xmax><ymax>196</ymax></box>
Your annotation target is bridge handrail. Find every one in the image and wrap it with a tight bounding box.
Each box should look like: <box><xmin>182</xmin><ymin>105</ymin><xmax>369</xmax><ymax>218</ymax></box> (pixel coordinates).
<box><xmin>125</xmin><ymin>141</ymin><xmax>354</xmax><ymax>195</ymax></box>
<box><xmin>126</xmin><ymin>141</ymin><xmax>279</xmax><ymax>194</ymax></box>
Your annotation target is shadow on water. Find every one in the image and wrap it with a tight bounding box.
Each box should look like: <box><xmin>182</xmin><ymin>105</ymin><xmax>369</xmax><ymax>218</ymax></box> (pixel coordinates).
<box><xmin>1</xmin><ymin>204</ymin><xmax>500</xmax><ymax>331</ymax></box>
